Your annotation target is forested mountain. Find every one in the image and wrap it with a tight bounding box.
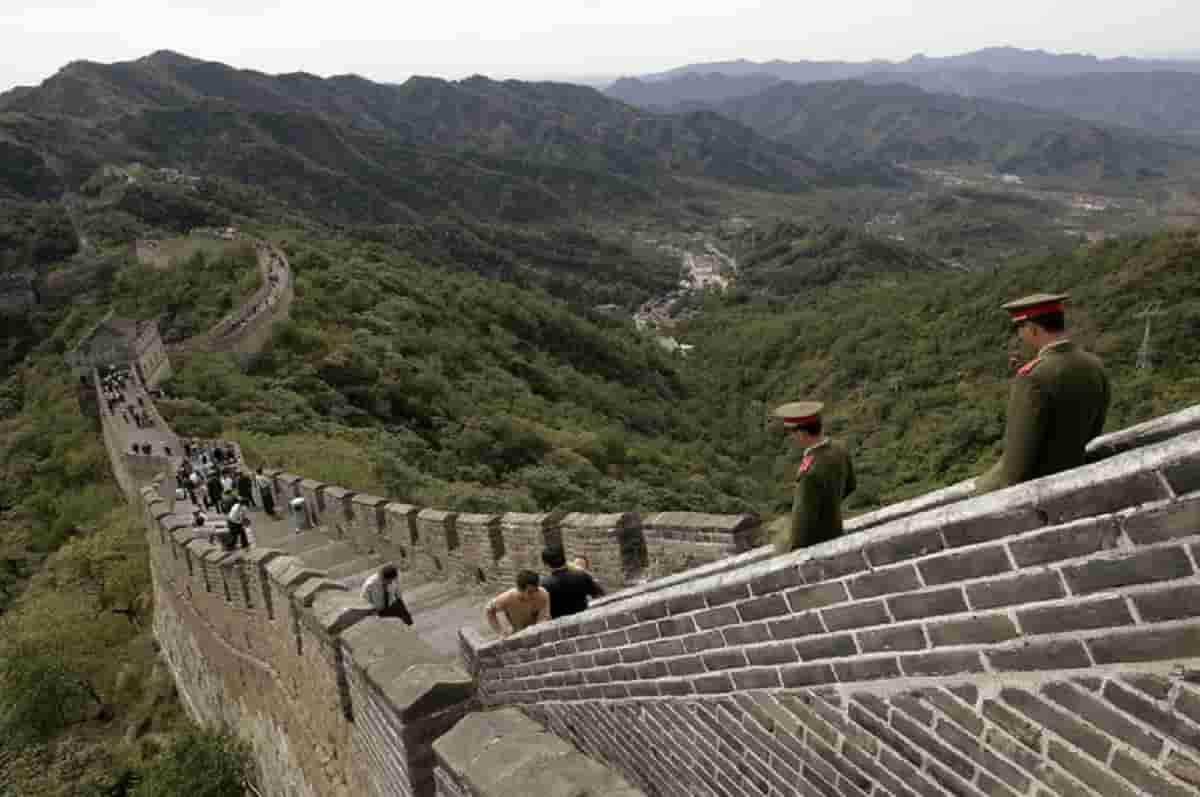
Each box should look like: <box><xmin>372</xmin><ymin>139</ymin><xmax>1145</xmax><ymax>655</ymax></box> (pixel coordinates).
<box><xmin>702</xmin><ymin>80</ymin><xmax>1193</xmax><ymax>178</ymax></box>
<box><xmin>0</xmin><ymin>51</ymin><xmax>847</xmax><ymax>217</ymax></box>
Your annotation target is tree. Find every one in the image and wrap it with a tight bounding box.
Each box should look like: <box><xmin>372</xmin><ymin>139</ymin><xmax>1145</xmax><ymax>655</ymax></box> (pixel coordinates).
<box><xmin>130</xmin><ymin>729</ymin><xmax>251</xmax><ymax>797</ymax></box>
<box><xmin>0</xmin><ymin>653</ymin><xmax>100</xmax><ymax>746</ymax></box>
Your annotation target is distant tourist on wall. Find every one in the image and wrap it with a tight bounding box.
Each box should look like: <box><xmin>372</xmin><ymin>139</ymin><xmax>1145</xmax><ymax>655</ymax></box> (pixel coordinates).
<box><xmin>225</xmin><ymin>499</ymin><xmax>251</xmax><ymax>550</ymax></box>
<box><xmin>540</xmin><ymin>546</ymin><xmax>604</xmax><ymax>619</ymax></box>
<box><xmin>206</xmin><ymin>472</ymin><xmax>222</xmax><ymax>511</ymax></box>
<box><xmin>975</xmin><ymin>293</ymin><xmax>1110</xmax><ymax>494</ymax></box>
<box><xmin>256</xmin><ymin>467</ymin><xmax>276</xmax><ymax>517</ymax></box>
<box><xmin>771</xmin><ymin>401</ymin><xmax>856</xmax><ymax>553</ymax></box>
<box><xmin>236</xmin><ymin>470</ymin><xmax>256</xmax><ymax>508</ymax></box>
<box><xmin>361</xmin><ymin>565</ymin><xmax>413</xmax><ymax>625</ymax></box>
<box><xmin>485</xmin><ymin>570</ymin><xmax>551</xmax><ymax>638</ymax></box>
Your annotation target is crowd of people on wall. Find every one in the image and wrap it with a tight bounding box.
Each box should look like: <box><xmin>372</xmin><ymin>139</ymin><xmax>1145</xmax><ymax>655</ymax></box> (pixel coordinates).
<box><xmin>177</xmin><ymin>440</ymin><xmax>278</xmax><ymax>551</ymax></box>
<box><xmin>99</xmin><ymin>365</ymin><xmax>156</xmax><ymax>430</ymax></box>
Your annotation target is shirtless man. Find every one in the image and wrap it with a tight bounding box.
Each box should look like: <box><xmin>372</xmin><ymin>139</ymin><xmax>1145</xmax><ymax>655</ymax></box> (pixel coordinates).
<box><xmin>485</xmin><ymin>570</ymin><xmax>551</xmax><ymax>638</ymax></box>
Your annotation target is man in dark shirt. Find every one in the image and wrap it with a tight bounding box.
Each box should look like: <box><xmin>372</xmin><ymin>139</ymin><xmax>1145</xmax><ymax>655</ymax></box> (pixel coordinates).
<box><xmin>539</xmin><ymin>546</ymin><xmax>604</xmax><ymax>619</ymax></box>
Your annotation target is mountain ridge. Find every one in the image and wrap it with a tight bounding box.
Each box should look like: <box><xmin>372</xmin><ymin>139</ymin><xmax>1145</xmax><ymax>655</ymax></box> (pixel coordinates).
<box><xmin>0</xmin><ymin>51</ymin><xmax>853</xmax><ymax>217</ymax></box>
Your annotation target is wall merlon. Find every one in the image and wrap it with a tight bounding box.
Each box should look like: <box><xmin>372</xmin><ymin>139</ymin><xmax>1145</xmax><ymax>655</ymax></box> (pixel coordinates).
<box><xmin>321</xmin><ymin>485</ymin><xmax>356</xmax><ymax>521</ymax></box>
<box><xmin>244</xmin><ymin>547</ymin><xmax>286</xmax><ymax>568</ymax></box>
<box><xmin>277</xmin><ymin>473</ymin><xmax>303</xmax><ymax>497</ymax></box>
<box><xmin>340</xmin><ymin>620</ymin><xmax>475</xmax><ymax>719</ymax></box>
<box><xmin>433</xmin><ymin>709</ymin><xmax>646</xmax><ymax>797</ymax></box>
<box><xmin>310</xmin><ymin>591</ymin><xmax>375</xmax><ymax>635</ymax></box>
<box><xmin>294</xmin><ymin>577</ymin><xmax>349</xmax><ymax>608</ymax></box>
<box><xmin>265</xmin><ymin>555</ymin><xmax>326</xmax><ymax>591</ymax></box>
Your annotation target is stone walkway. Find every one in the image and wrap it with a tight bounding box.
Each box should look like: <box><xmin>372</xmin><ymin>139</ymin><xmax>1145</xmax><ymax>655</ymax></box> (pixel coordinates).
<box><xmin>174</xmin><ymin>482</ymin><xmax>496</xmax><ymax>660</ymax></box>
<box><xmin>104</xmin><ymin>372</ymin><xmax>179</xmax><ymax>458</ymax></box>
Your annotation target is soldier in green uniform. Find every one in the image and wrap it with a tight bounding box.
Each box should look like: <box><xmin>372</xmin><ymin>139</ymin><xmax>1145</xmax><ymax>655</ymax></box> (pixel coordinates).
<box><xmin>772</xmin><ymin>401</ymin><xmax>856</xmax><ymax>553</ymax></box>
<box><xmin>976</xmin><ymin>293</ymin><xmax>1110</xmax><ymax>494</ymax></box>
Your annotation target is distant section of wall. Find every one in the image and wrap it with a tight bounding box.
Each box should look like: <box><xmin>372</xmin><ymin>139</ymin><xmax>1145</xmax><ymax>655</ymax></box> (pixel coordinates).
<box><xmin>173</xmin><ymin>240</ymin><xmax>293</xmax><ymax>358</ymax></box>
<box><xmin>465</xmin><ymin>428</ymin><xmax>1200</xmax><ymax>797</ymax></box>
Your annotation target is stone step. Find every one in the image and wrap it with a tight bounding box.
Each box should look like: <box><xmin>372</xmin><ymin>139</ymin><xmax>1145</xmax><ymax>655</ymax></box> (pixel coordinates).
<box><xmin>293</xmin><ymin>541</ymin><xmax>360</xmax><ymax>572</ymax></box>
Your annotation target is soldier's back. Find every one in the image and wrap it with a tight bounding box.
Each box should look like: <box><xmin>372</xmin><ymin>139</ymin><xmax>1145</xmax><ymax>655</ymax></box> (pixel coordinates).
<box><xmin>1030</xmin><ymin>342</ymin><xmax>1109</xmax><ymax>478</ymax></box>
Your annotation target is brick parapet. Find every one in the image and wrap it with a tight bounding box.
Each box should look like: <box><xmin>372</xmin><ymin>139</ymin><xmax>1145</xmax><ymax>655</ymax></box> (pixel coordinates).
<box><xmin>468</xmin><ymin>431</ymin><xmax>1200</xmax><ymax>695</ymax></box>
<box><xmin>416</xmin><ymin>509</ymin><xmax>460</xmax><ymax>580</ymax></box>
<box><xmin>456</xmin><ymin>513</ymin><xmax>504</xmax><ymax>587</ymax></box>
<box><xmin>432</xmin><ymin>708</ymin><xmax>645</xmax><ymax>796</ymax></box>
<box><xmin>137</xmin><ymin>479</ymin><xmax>479</xmax><ymax>797</ymax></box>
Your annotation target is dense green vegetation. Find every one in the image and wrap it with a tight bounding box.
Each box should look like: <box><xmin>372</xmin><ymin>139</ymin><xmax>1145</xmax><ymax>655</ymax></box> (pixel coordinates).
<box><xmin>678</xmin><ymin>228</ymin><xmax>1200</xmax><ymax>510</ymax></box>
<box><xmin>112</xmin><ymin>241</ymin><xmax>262</xmax><ymax>342</ymax></box>
<box><xmin>727</xmin><ymin>220</ymin><xmax>940</xmax><ymax>291</ymax></box>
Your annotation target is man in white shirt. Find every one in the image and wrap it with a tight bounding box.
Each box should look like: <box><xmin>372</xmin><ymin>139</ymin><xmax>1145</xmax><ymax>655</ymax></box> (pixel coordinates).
<box><xmin>360</xmin><ymin>565</ymin><xmax>412</xmax><ymax>625</ymax></box>
<box><xmin>226</xmin><ymin>499</ymin><xmax>250</xmax><ymax>550</ymax></box>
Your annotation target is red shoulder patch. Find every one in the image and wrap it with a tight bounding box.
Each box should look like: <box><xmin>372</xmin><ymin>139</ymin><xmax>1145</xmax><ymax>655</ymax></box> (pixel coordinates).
<box><xmin>797</xmin><ymin>454</ymin><xmax>815</xmax><ymax>478</ymax></box>
<box><xmin>1017</xmin><ymin>357</ymin><xmax>1043</xmax><ymax>376</ymax></box>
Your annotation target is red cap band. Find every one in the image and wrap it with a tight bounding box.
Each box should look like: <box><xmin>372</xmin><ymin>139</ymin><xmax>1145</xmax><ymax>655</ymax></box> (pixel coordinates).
<box><xmin>1009</xmin><ymin>300</ymin><xmax>1063</xmax><ymax>322</ymax></box>
<box><xmin>782</xmin><ymin>415</ymin><xmax>819</xmax><ymax>429</ymax></box>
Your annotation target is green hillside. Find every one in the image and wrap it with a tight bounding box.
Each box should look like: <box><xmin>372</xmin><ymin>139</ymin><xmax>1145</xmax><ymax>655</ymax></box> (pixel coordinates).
<box><xmin>708</xmin><ymin>80</ymin><xmax>1197</xmax><ymax>179</ymax></box>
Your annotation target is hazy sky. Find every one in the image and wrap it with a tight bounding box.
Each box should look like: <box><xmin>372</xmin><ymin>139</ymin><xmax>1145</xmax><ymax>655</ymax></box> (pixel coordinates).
<box><xmin>2</xmin><ymin>0</ymin><xmax>1197</xmax><ymax>91</ymax></box>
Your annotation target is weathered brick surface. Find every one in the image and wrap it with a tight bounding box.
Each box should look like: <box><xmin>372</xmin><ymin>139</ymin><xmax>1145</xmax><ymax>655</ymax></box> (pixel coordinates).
<box><xmin>455</xmin><ymin>512</ymin><xmax>503</xmax><ymax>587</ymax></box>
<box><xmin>560</xmin><ymin>512</ymin><xmax>643</xmax><ymax>591</ymax></box>
<box><xmin>642</xmin><ymin>512</ymin><xmax>762</xmax><ymax>580</ymax></box>
<box><xmin>346</xmin><ymin>493</ymin><xmax>387</xmax><ymax>554</ymax></box>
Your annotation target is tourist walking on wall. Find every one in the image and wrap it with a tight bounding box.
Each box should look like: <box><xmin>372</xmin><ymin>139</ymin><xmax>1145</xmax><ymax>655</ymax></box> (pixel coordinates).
<box><xmin>771</xmin><ymin>401</ymin><xmax>856</xmax><ymax>553</ymax></box>
<box><xmin>225</xmin><ymin>499</ymin><xmax>250</xmax><ymax>550</ymax></box>
<box><xmin>361</xmin><ymin>565</ymin><xmax>413</xmax><ymax>625</ymax></box>
<box><xmin>256</xmin><ymin>467</ymin><xmax>276</xmax><ymax>517</ymax></box>
<box><xmin>485</xmin><ymin>570</ymin><xmax>551</xmax><ymax>638</ymax></box>
<box><xmin>975</xmin><ymin>293</ymin><xmax>1110</xmax><ymax>494</ymax></box>
<box><xmin>236</xmin><ymin>470</ymin><xmax>256</xmax><ymax>508</ymax></box>
<box><xmin>540</xmin><ymin>546</ymin><xmax>604</xmax><ymax>619</ymax></box>
<box><xmin>206</xmin><ymin>472</ymin><xmax>222</xmax><ymax>511</ymax></box>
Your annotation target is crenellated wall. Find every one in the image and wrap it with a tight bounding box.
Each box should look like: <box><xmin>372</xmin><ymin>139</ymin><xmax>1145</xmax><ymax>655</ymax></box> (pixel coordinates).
<box><xmin>171</xmin><ymin>239</ymin><xmax>293</xmax><ymax>357</ymax></box>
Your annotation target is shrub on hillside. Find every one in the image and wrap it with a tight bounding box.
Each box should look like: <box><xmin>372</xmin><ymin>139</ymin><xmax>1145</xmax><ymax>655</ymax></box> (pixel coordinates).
<box><xmin>129</xmin><ymin>729</ymin><xmax>250</xmax><ymax>797</ymax></box>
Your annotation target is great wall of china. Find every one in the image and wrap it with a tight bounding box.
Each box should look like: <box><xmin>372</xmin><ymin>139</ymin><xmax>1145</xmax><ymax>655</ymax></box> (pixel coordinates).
<box><xmin>97</xmin><ymin>236</ymin><xmax>1200</xmax><ymax>796</ymax></box>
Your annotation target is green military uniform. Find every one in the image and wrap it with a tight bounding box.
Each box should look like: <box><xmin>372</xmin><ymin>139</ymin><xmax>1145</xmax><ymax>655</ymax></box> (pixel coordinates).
<box><xmin>771</xmin><ymin>402</ymin><xmax>857</xmax><ymax>553</ymax></box>
<box><xmin>976</xmin><ymin>294</ymin><xmax>1110</xmax><ymax>494</ymax></box>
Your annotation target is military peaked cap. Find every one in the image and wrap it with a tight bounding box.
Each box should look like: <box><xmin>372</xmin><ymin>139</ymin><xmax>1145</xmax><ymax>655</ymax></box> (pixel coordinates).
<box><xmin>1002</xmin><ymin>293</ymin><xmax>1069</xmax><ymax>323</ymax></box>
<box><xmin>772</xmin><ymin>401</ymin><xmax>824</xmax><ymax>430</ymax></box>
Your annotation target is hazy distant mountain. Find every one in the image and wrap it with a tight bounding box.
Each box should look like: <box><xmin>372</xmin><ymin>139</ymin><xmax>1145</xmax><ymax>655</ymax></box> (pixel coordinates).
<box><xmin>609</xmin><ymin>47</ymin><xmax>1200</xmax><ymax>139</ymax></box>
<box><xmin>607</xmin><ymin>72</ymin><xmax>782</xmax><ymax>109</ymax></box>
<box><xmin>703</xmin><ymin>80</ymin><xmax>1192</xmax><ymax>179</ymax></box>
<box><xmin>0</xmin><ymin>51</ymin><xmax>843</xmax><ymax>212</ymax></box>
<box><xmin>633</xmin><ymin>46</ymin><xmax>1200</xmax><ymax>84</ymax></box>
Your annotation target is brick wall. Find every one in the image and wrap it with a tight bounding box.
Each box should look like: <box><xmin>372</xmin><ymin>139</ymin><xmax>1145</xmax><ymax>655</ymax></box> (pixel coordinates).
<box><xmin>433</xmin><ymin>708</ymin><xmax>645</xmax><ymax>796</ymax></box>
<box><xmin>466</xmin><ymin>429</ymin><xmax>1200</xmax><ymax>797</ymax></box>
<box><xmin>137</xmin><ymin>482</ymin><xmax>479</xmax><ymax>797</ymax></box>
